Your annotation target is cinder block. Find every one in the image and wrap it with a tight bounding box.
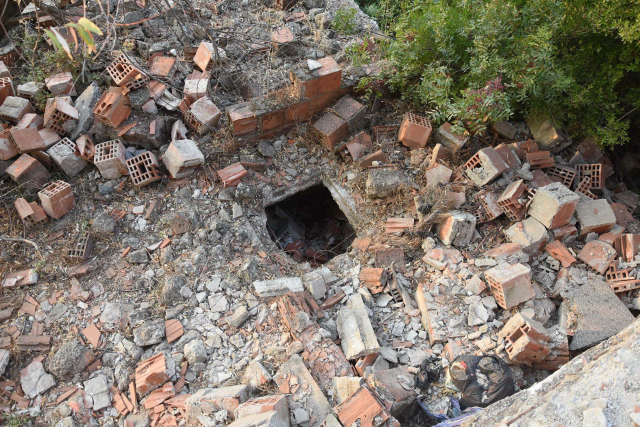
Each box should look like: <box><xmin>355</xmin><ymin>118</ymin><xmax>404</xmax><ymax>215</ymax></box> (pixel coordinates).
<box><xmin>312</xmin><ymin>112</ymin><xmax>348</xmax><ymax>151</ymax></box>
<box><xmin>38</xmin><ymin>180</ymin><xmax>74</xmax><ymax>219</ymax></box>
<box><xmin>93</xmin><ymin>87</ymin><xmax>131</xmax><ymax>128</ymax></box>
<box><xmin>465</xmin><ymin>147</ymin><xmax>508</xmax><ymax>186</ymax></box>
<box><xmin>8</xmin><ymin>128</ymin><xmax>46</xmax><ymax>153</ymax></box>
<box><xmin>434</xmin><ymin>122</ymin><xmax>467</xmax><ymax>152</ymax></box>
<box><xmin>436</xmin><ymin>211</ymin><xmax>476</xmax><ymax>247</ymax></box>
<box><xmin>47</xmin><ymin>138</ymin><xmax>88</xmax><ymax>177</ymax></box>
<box><xmin>161</xmin><ymin>139</ymin><xmax>204</xmax><ymax>179</ymax></box>
<box><xmin>0</xmin><ymin>96</ymin><xmax>34</xmax><ymax>123</ymax></box>
<box><xmin>575</xmin><ymin>199</ymin><xmax>616</xmax><ymax>236</ymax></box>
<box><xmin>528</xmin><ymin>182</ymin><xmax>579</xmax><ymax>229</ymax></box>
<box><xmin>45</xmin><ymin>72</ymin><xmax>76</xmax><ymax>96</ymax></box>
<box><xmin>43</xmin><ymin>97</ymin><xmax>79</xmax><ymax>135</ymax></box>
<box><xmin>14</xmin><ymin>197</ymin><xmax>47</xmax><ymax>228</ymax></box>
<box><xmin>126</xmin><ymin>151</ymin><xmax>162</xmax><ymax>187</ymax></box>
<box><xmin>184</xmin><ymin>97</ymin><xmax>221</xmax><ymax>135</ymax></box>
<box><xmin>94</xmin><ymin>140</ymin><xmax>128</xmax><ymax>179</ymax></box>
<box><xmin>504</xmin><ymin>217</ymin><xmax>549</xmax><ymax>254</ymax></box>
<box><xmin>485</xmin><ymin>263</ymin><xmax>534</xmax><ymax>309</ymax></box>
<box><xmin>333</xmin><ymin>95</ymin><xmax>367</xmax><ymax>134</ymax></box>
<box><xmin>399</xmin><ymin>112</ymin><xmax>432</xmax><ymax>149</ymax></box>
<box><xmin>6</xmin><ymin>154</ymin><xmax>51</xmax><ymax>190</ymax></box>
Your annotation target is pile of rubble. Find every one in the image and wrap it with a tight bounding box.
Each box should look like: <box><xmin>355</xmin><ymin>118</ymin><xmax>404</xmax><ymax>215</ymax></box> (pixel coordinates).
<box><xmin>0</xmin><ymin>0</ymin><xmax>639</xmax><ymax>425</ymax></box>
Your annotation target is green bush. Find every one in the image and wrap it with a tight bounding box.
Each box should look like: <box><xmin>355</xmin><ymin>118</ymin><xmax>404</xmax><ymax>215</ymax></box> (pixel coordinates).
<box><xmin>368</xmin><ymin>0</ymin><xmax>640</xmax><ymax>147</ymax></box>
<box><xmin>332</xmin><ymin>7</ymin><xmax>358</xmax><ymax>35</ymax></box>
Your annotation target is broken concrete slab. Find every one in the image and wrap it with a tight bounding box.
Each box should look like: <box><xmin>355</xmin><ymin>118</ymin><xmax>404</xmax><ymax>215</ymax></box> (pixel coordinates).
<box><xmin>253</xmin><ymin>277</ymin><xmax>304</xmax><ymax>298</ymax></box>
<box><xmin>365</xmin><ymin>168</ymin><xmax>409</xmax><ymax>198</ymax></box>
<box><xmin>337</xmin><ymin>293</ymin><xmax>381</xmax><ymax>359</ymax></box>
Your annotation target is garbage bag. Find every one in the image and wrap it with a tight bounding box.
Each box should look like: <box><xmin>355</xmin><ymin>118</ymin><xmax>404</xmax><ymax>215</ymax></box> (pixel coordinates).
<box><xmin>448</xmin><ymin>355</ymin><xmax>515</xmax><ymax>409</ymax></box>
<box><xmin>402</xmin><ymin>397</ymin><xmax>481</xmax><ymax>427</ymax></box>
<box><xmin>415</xmin><ymin>356</ymin><xmax>444</xmax><ymax>391</ymax></box>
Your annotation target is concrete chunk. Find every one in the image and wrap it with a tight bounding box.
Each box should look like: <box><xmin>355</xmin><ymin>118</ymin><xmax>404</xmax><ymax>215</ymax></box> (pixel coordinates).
<box><xmin>185</xmin><ymin>385</ymin><xmax>250</xmax><ymax>423</ymax></box>
<box><xmin>253</xmin><ymin>277</ymin><xmax>303</xmax><ymax>298</ymax></box>
<box><xmin>437</xmin><ymin>211</ymin><xmax>476</xmax><ymax>247</ymax></box>
<box><xmin>504</xmin><ymin>217</ymin><xmax>549</xmax><ymax>254</ymax></box>
<box><xmin>528</xmin><ymin>182</ymin><xmax>579</xmax><ymax>229</ymax></box>
<box><xmin>337</xmin><ymin>294</ymin><xmax>380</xmax><ymax>359</ymax></box>
<box><xmin>575</xmin><ymin>199</ymin><xmax>616</xmax><ymax>237</ymax></box>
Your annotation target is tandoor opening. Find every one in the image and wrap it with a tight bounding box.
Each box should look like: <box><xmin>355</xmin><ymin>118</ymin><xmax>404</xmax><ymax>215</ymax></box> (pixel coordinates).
<box><xmin>265</xmin><ymin>184</ymin><xmax>355</xmax><ymax>265</ymax></box>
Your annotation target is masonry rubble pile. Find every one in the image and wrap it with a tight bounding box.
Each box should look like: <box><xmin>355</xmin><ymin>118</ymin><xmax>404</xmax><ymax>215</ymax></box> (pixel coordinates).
<box><xmin>0</xmin><ymin>0</ymin><xmax>639</xmax><ymax>426</ymax></box>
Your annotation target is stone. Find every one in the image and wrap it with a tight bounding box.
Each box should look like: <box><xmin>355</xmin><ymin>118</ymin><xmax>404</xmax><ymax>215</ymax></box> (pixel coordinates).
<box><xmin>227</xmin><ymin>306</ymin><xmax>249</xmax><ymax>329</ymax></box>
<box><xmin>70</xmin><ymin>83</ymin><xmax>102</xmax><ymax>139</ymax></box>
<box><xmin>468</xmin><ymin>303</ymin><xmax>490</xmax><ymax>326</ymax></box>
<box><xmin>575</xmin><ymin>199</ymin><xmax>616</xmax><ymax>237</ymax></box>
<box><xmin>528</xmin><ymin>182</ymin><xmax>580</xmax><ymax>229</ymax></box>
<box><xmin>253</xmin><ymin>277</ymin><xmax>304</xmax><ymax>297</ymax></box>
<box><xmin>185</xmin><ymin>385</ymin><xmax>250</xmax><ymax>424</ymax></box>
<box><xmin>0</xmin><ymin>349</ymin><xmax>9</xmax><ymax>376</ymax></box>
<box><xmin>337</xmin><ymin>294</ymin><xmax>380</xmax><ymax>359</ymax></box>
<box><xmin>163</xmin><ymin>275</ymin><xmax>187</xmax><ymax>306</ymax></box>
<box><xmin>241</xmin><ymin>361</ymin><xmax>272</xmax><ymax>390</ymax></box>
<box><xmin>583</xmin><ymin>408</ymin><xmax>607</xmax><ymax>427</ymax></box>
<box><xmin>434</xmin><ymin>122</ymin><xmax>468</xmax><ymax>152</ymax></box>
<box><xmin>21</xmin><ymin>360</ymin><xmax>55</xmax><ymax>398</ymax></box>
<box><xmin>84</xmin><ymin>374</ymin><xmax>110</xmax><ymax>410</ymax></box>
<box><xmin>504</xmin><ymin>217</ymin><xmax>548</xmax><ymax>254</ymax></box>
<box><xmin>91</xmin><ymin>212</ymin><xmax>116</xmax><ymax>238</ymax></box>
<box><xmin>133</xmin><ymin>319</ymin><xmax>166</xmax><ymax>346</ymax></box>
<box><xmin>128</xmin><ymin>248</ymin><xmax>150</xmax><ymax>264</ymax></box>
<box><xmin>48</xmin><ymin>340</ymin><xmax>95</xmax><ymax>379</ymax></box>
<box><xmin>437</xmin><ymin>211</ymin><xmax>476</xmax><ymax>247</ymax></box>
<box><xmin>184</xmin><ymin>339</ymin><xmax>207</xmax><ymax>365</ymax></box>
<box><xmin>365</xmin><ymin>169</ymin><xmax>409</xmax><ymax>198</ymax></box>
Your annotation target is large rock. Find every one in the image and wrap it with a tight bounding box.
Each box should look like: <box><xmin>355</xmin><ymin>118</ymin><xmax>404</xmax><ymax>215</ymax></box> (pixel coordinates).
<box><xmin>133</xmin><ymin>319</ymin><xmax>166</xmax><ymax>346</ymax></box>
<box><xmin>48</xmin><ymin>340</ymin><xmax>95</xmax><ymax>379</ymax></box>
<box><xmin>21</xmin><ymin>360</ymin><xmax>56</xmax><ymax>398</ymax></box>
<box><xmin>365</xmin><ymin>169</ymin><xmax>409</xmax><ymax>198</ymax></box>
<box><xmin>91</xmin><ymin>212</ymin><xmax>116</xmax><ymax>238</ymax></box>
<box><xmin>162</xmin><ymin>275</ymin><xmax>187</xmax><ymax>305</ymax></box>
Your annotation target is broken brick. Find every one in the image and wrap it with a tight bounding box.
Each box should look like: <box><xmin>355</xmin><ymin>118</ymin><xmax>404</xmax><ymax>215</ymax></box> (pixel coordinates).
<box><xmin>0</xmin><ymin>96</ymin><xmax>35</xmax><ymax>123</ymax></box>
<box><xmin>126</xmin><ymin>151</ymin><xmax>162</xmax><ymax>187</ymax></box>
<box><xmin>398</xmin><ymin>112</ymin><xmax>431</xmax><ymax>149</ymax></box>
<box><xmin>544</xmin><ymin>240</ymin><xmax>576</xmax><ymax>268</ymax></box>
<box><xmin>94</xmin><ymin>140</ymin><xmax>129</xmax><ymax>179</ymax></box>
<box><xmin>464</xmin><ymin>147</ymin><xmax>507</xmax><ymax>186</ymax></box>
<box><xmin>312</xmin><ymin>112</ymin><xmax>348</xmax><ymax>151</ymax></box>
<box><xmin>38</xmin><ymin>180</ymin><xmax>74</xmax><ymax>219</ymax></box>
<box><xmin>135</xmin><ymin>353</ymin><xmax>171</xmax><ymax>396</ymax></box>
<box><xmin>165</xmin><ymin>319</ymin><xmax>184</xmax><ymax>343</ymax></box>
<box><xmin>499</xmin><ymin>313</ymin><xmax>551</xmax><ymax>365</ymax></box>
<box><xmin>43</xmin><ymin>97</ymin><xmax>79</xmax><ymax>135</ymax></box>
<box><xmin>14</xmin><ymin>198</ymin><xmax>48</xmax><ymax>228</ymax></box>
<box><xmin>161</xmin><ymin>139</ymin><xmax>204</xmax><ymax>179</ymax></box>
<box><xmin>528</xmin><ymin>182</ymin><xmax>579</xmax><ymax>229</ymax></box>
<box><xmin>578</xmin><ymin>240</ymin><xmax>617</xmax><ymax>274</ymax></box>
<box><xmin>6</xmin><ymin>154</ymin><xmax>51</xmax><ymax>191</ymax></box>
<box><xmin>217</xmin><ymin>162</ymin><xmax>247</xmax><ymax>187</ymax></box>
<box><xmin>45</xmin><ymin>72</ymin><xmax>76</xmax><ymax>96</ymax></box>
<box><xmin>184</xmin><ymin>97</ymin><xmax>221</xmax><ymax>135</ymax></box>
<box><xmin>66</xmin><ymin>232</ymin><xmax>93</xmax><ymax>261</ymax></box>
<box><xmin>94</xmin><ymin>87</ymin><xmax>132</xmax><ymax>128</ymax></box>
<box><xmin>485</xmin><ymin>263</ymin><xmax>535</xmax><ymax>309</ymax></box>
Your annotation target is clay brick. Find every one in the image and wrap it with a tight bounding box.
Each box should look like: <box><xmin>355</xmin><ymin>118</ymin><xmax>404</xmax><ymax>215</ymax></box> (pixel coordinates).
<box><xmin>76</xmin><ymin>135</ymin><xmax>95</xmax><ymax>162</ymax></box>
<box><xmin>359</xmin><ymin>150</ymin><xmax>387</xmax><ymax>169</ymax></box>
<box><xmin>183</xmin><ymin>78</ymin><xmax>210</xmax><ymax>103</ymax></box>
<box><xmin>43</xmin><ymin>97</ymin><xmax>79</xmax><ymax>135</ymax></box>
<box><xmin>275</xmin><ymin>0</ymin><xmax>298</xmax><ymax>10</ymax></box>
<box><xmin>217</xmin><ymin>162</ymin><xmax>247</xmax><ymax>187</ymax></box>
<box><xmin>544</xmin><ymin>240</ymin><xmax>576</xmax><ymax>268</ymax></box>
<box><xmin>499</xmin><ymin>313</ymin><xmax>551</xmax><ymax>365</ymax></box>
<box><xmin>614</xmin><ymin>234</ymin><xmax>640</xmax><ymax>262</ymax></box>
<box><xmin>16</xmin><ymin>82</ymin><xmax>44</xmax><ymax>105</ymax></box>
<box><xmin>494</xmin><ymin>143</ymin><xmax>521</xmax><ymax>171</ymax></box>
<box><xmin>106</xmin><ymin>53</ymin><xmax>149</xmax><ymax>92</ymax></box>
<box><xmin>546</xmin><ymin>165</ymin><xmax>576</xmax><ymax>187</ymax></box>
<box><xmin>0</xmin><ymin>76</ymin><xmax>14</xmax><ymax>105</ymax></box>
<box><xmin>552</xmin><ymin>224</ymin><xmax>578</xmax><ymax>241</ymax></box>
<box><xmin>272</xmin><ymin>27</ymin><xmax>295</xmax><ymax>53</ymax></box>
<box><xmin>39</xmin><ymin>128</ymin><xmax>61</xmax><ymax>148</ymax></box>
<box><xmin>94</xmin><ymin>140</ymin><xmax>129</xmax><ymax>179</ymax></box>
<box><xmin>578</xmin><ymin>240</ymin><xmax>617</xmax><ymax>274</ymax></box>
<box><xmin>6</xmin><ymin>154</ymin><xmax>51</xmax><ymax>190</ymax></box>
<box><xmin>47</xmin><ymin>137</ymin><xmax>87</xmax><ymax>177</ymax></box>
<box><xmin>184</xmin><ymin>97</ymin><xmax>221</xmax><ymax>135</ymax></box>
<box><xmin>94</xmin><ymin>87</ymin><xmax>132</xmax><ymax>128</ymax></box>
<box><xmin>67</xmin><ymin>232</ymin><xmax>93</xmax><ymax>261</ymax></box>
<box><xmin>312</xmin><ymin>112</ymin><xmax>348</xmax><ymax>151</ymax></box>
<box><xmin>575</xmin><ymin>163</ymin><xmax>603</xmax><ymax>189</ymax></box>
<box><xmin>575</xmin><ymin>199</ymin><xmax>616</xmax><ymax>236</ymax></box>
<box><xmin>161</xmin><ymin>139</ymin><xmax>204</xmax><ymax>179</ymax></box>
<box><xmin>14</xmin><ymin>198</ymin><xmax>47</xmax><ymax>228</ymax></box>
<box><xmin>526</xmin><ymin>150</ymin><xmax>555</xmax><ymax>169</ymax></box>
<box><xmin>285</xmin><ymin>100</ymin><xmax>310</xmax><ymax>124</ymax></box>
<box><xmin>485</xmin><ymin>263</ymin><xmax>534</xmax><ymax>309</ymax></box>
<box><xmin>45</xmin><ymin>72</ymin><xmax>76</xmax><ymax>96</ymax></box>
<box><xmin>464</xmin><ymin>147</ymin><xmax>508</xmax><ymax>186</ymax></box>
<box><xmin>398</xmin><ymin>112</ymin><xmax>431</xmax><ymax>149</ymax></box>
<box><xmin>135</xmin><ymin>353</ymin><xmax>170</xmax><ymax>396</ymax></box>
<box><xmin>290</xmin><ymin>65</ymin><xmax>319</xmax><ymax>100</ymax></box>
<box><xmin>260</xmin><ymin>108</ymin><xmax>286</xmax><ymax>133</ymax></box>
<box><xmin>2</xmin><ymin>269</ymin><xmax>38</xmax><ymax>288</ymax></box>
<box><xmin>434</xmin><ymin>122</ymin><xmax>468</xmax><ymax>152</ymax></box>
<box><xmin>0</xmin><ymin>96</ymin><xmax>34</xmax><ymax>123</ymax></box>
<box><xmin>528</xmin><ymin>182</ymin><xmax>579</xmax><ymax>229</ymax></box>
<box><xmin>474</xmin><ymin>189</ymin><xmax>503</xmax><ymax>223</ymax></box>
<box><xmin>38</xmin><ymin>180</ymin><xmax>74</xmax><ymax>219</ymax></box>
<box><xmin>497</xmin><ymin>179</ymin><xmax>527</xmax><ymax>221</ymax></box>
<box><xmin>165</xmin><ymin>319</ymin><xmax>184</xmax><ymax>343</ymax></box>
<box><xmin>126</xmin><ymin>151</ymin><xmax>162</xmax><ymax>187</ymax></box>
<box><xmin>316</xmin><ymin>57</ymin><xmax>342</xmax><ymax>95</ymax></box>
<box><xmin>193</xmin><ymin>41</ymin><xmax>225</xmax><ymax>71</ymax></box>
<box><xmin>8</xmin><ymin>128</ymin><xmax>45</xmax><ymax>153</ymax></box>
<box><xmin>333</xmin><ymin>95</ymin><xmax>367</xmax><ymax>134</ymax></box>
<box><xmin>16</xmin><ymin>113</ymin><xmax>44</xmax><ymax>130</ymax></box>
<box><xmin>234</xmin><ymin>394</ymin><xmax>288</xmax><ymax>421</ymax></box>
<box><xmin>227</xmin><ymin>102</ymin><xmax>259</xmax><ymax>136</ymax></box>
<box><xmin>437</xmin><ymin>211</ymin><xmax>476</xmax><ymax>247</ymax></box>
<box><xmin>149</xmin><ymin>56</ymin><xmax>176</xmax><ymax>78</ymax></box>
<box><xmin>385</xmin><ymin>218</ymin><xmax>414</xmax><ymax>234</ymax></box>
<box><xmin>335</xmin><ymin>386</ymin><xmax>391</xmax><ymax>427</ymax></box>
<box><xmin>309</xmin><ymin>91</ymin><xmax>336</xmax><ymax>115</ymax></box>
<box><xmin>575</xmin><ymin>176</ymin><xmax>598</xmax><ymax>200</ymax></box>
<box><xmin>374</xmin><ymin>248</ymin><xmax>405</xmax><ymax>272</ymax></box>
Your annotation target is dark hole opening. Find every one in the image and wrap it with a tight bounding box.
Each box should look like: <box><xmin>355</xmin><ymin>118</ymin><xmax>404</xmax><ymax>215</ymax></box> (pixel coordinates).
<box><xmin>265</xmin><ymin>184</ymin><xmax>355</xmax><ymax>265</ymax></box>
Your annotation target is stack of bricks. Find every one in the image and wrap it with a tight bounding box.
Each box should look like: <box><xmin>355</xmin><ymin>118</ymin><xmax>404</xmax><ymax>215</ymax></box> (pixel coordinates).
<box><xmin>94</xmin><ymin>87</ymin><xmax>131</xmax><ymax>128</ymax></box>
<box><xmin>499</xmin><ymin>313</ymin><xmax>551</xmax><ymax>365</ymax></box>
<box><xmin>106</xmin><ymin>52</ymin><xmax>149</xmax><ymax>94</ymax></box>
<box><xmin>38</xmin><ymin>180</ymin><xmax>74</xmax><ymax>219</ymax></box>
<box><xmin>14</xmin><ymin>197</ymin><xmax>47</xmax><ymax>228</ymax></box>
<box><xmin>227</xmin><ymin>56</ymin><xmax>350</xmax><ymax>139</ymax></box>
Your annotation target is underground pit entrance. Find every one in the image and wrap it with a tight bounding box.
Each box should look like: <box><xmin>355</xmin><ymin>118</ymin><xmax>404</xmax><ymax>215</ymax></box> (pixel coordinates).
<box><xmin>265</xmin><ymin>184</ymin><xmax>356</xmax><ymax>265</ymax></box>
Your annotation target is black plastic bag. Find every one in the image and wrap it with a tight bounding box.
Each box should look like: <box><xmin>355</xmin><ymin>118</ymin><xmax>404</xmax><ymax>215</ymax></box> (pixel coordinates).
<box><xmin>449</xmin><ymin>355</ymin><xmax>515</xmax><ymax>409</ymax></box>
<box><xmin>415</xmin><ymin>356</ymin><xmax>443</xmax><ymax>391</ymax></box>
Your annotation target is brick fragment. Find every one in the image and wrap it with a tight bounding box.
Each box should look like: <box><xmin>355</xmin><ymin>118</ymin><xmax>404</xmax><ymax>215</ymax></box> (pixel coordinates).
<box><xmin>185</xmin><ymin>385</ymin><xmax>249</xmax><ymax>423</ymax></box>
<box><xmin>161</xmin><ymin>139</ymin><xmax>204</xmax><ymax>179</ymax></box>
<box><xmin>217</xmin><ymin>162</ymin><xmax>247</xmax><ymax>187</ymax></box>
<box><xmin>149</xmin><ymin>56</ymin><xmax>176</xmax><ymax>78</ymax></box>
<box><xmin>94</xmin><ymin>140</ymin><xmax>128</xmax><ymax>179</ymax></box>
<box><xmin>575</xmin><ymin>163</ymin><xmax>603</xmax><ymax>189</ymax></box>
<box><xmin>494</xmin><ymin>143</ymin><xmax>521</xmax><ymax>171</ymax></box>
<box><xmin>106</xmin><ymin>52</ymin><xmax>149</xmax><ymax>92</ymax></box>
<box><xmin>8</xmin><ymin>128</ymin><xmax>45</xmax><ymax>153</ymax></box>
<box><xmin>14</xmin><ymin>198</ymin><xmax>47</xmax><ymax>228</ymax></box>
<box><xmin>544</xmin><ymin>240</ymin><xmax>576</xmax><ymax>268</ymax></box>
<box><xmin>2</xmin><ymin>269</ymin><xmax>38</xmax><ymax>288</ymax></box>
<box><xmin>16</xmin><ymin>82</ymin><xmax>43</xmax><ymax>104</ymax></box>
<box><xmin>47</xmin><ymin>138</ymin><xmax>88</xmax><ymax>177</ymax></box>
<box><xmin>464</xmin><ymin>147</ymin><xmax>507</xmax><ymax>186</ymax></box>
<box><xmin>614</xmin><ymin>234</ymin><xmax>640</xmax><ymax>262</ymax></box>
<box><xmin>183</xmin><ymin>78</ymin><xmax>210</xmax><ymax>103</ymax></box>
<box><xmin>497</xmin><ymin>180</ymin><xmax>527</xmax><ymax>221</ymax></box>
<box><xmin>233</xmin><ymin>394</ymin><xmax>288</xmax><ymax>422</ymax></box>
<box><xmin>67</xmin><ymin>232</ymin><xmax>93</xmax><ymax>261</ymax></box>
<box><xmin>165</xmin><ymin>319</ymin><xmax>184</xmax><ymax>343</ymax></box>
<box><xmin>499</xmin><ymin>313</ymin><xmax>551</xmax><ymax>365</ymax></box>
<box><xmin>194</xmin><ymin>42</ymin><xmax>226</xmax><ymax>71</ymax></box>
<box><xmin>316</xmin><ymin>57</ymin><xmax>342</xmax><ymax>95</ymax></box>
<box><xmin>528</xmin><ymin>182</ymin><xmax>579</xmax><ymax>229</ymax></box>
<box><xmin>546</xmin><ymin>164</ymin><xmax>576</xmax><ymax>187</ymax></box>
<box><xmin>504</xmin><ymin>217</ymin><xmax>548</xmax><ymax>254</ymax></box>
<box><xmin>135</xmin><ymin>353</ymin><xmax>171</xmax><ymax>396</ymax></box>
<box><xmin>0</xmin><ymin>128</ymin><xmax>18</xmax><ymax>160</ymax></box>
<box><xmin>578</xmin><ymin>240</ymin><xmax>617</xmax><ymax>274</ymax></box>
<box><xmin>334</xmin><ymin>386</ymin><xmax>392</xmax><ymax>427</ymax></box>
<box><xmin>434</xmin><ymin>122</ymin><xmax>467</xmax><ymax>152</ymax></box>
<box><xmin>485</xmin><ymin>263</ymin><xmax>535</xmax><ymax>309</ymax></box>
<box><xmin>398</xmin><ymin>112</ymin><xmax>431</xmax><ymax>149</ymax></box>
<box><xmin>38</xmin><ymin>180</ymin><xmax>74</xmax><ymax>219</ymax></box>
<box><xmin>16</xmin><ymin>113</ymin><xmax>44</xmax><ymax>130</ymax></box>
<box><xmin>6</xmin><ymin>154</ymin><xmax>51</xmax><ymax>190</ymax></box>
<box><xmin>45</xmin><ymin>72</ymin><xmax>76</xmax><ymax>96</ymax></box>
<box><xmin>425</xmin><ymin>163</ymin><xmax>452</xmax><ymax>188</ymax></box>
<box><xmin>437</xmin><ymin>211</ymin><xmax>476</xmax><ymax>247</ymax></box>
<box><xmin>0</xmin><ymin>76</ymin><xmax>14</xmax><ymax>105</ymax></box>
<box><xmin>526</xmin><ymin>150</ymin><xmax>554</xmax><ymax>169</ymax></box>
<box><xmin>126</xmin><ymin>151</ymin><xmax>162</xmax><ymax>187</ymax></box>
<box><xmin>0</xmin><ymin>96</ymin><xmax>34</xmax><ymax>123</ymax></box>
<box><xmin>575</xmin><ymin>199</ymin><xmax>616</xmax><ymax>236</ymax></box>
<box><xmin>312</xmin><ymin>112</ymin><xmax>348</xmax><ymax>151</ymax></box>
<box><xmin>184</xmin><ymin>97</ymin><xmax>221</xmax><ymax>135</ymax></box>
<box><xmin>94</xmin><ymin>87</ymin><xmax>132</xmax><ymax>128</ymax></box>
<box><xmin>333</xmin><ymin>95</ymin><xmax>367</xmax><ymax>134</ymax></box>
<box><xmin>43</xmin><ymin>97</ymin><xmax>79</xmax><ymax>135</ymax></box>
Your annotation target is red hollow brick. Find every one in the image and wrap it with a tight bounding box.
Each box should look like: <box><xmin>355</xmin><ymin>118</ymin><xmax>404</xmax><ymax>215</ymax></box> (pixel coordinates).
<box><xmin>6</xmin><ymin>154</ymin><xmax>51</xmax><ymax>190</ymax></box>
<box><xmin>399</xmin><ymin>112</ymin><xmax>432</xmax><ymax>149</ymax></box>
<box><xmin>312</xmin><ymin>112</ymin><xmax>348</xmax><ymax>151</ymax></box>
<box><xmin>94</xmin><ymin>87</ymin><xmax>132</xmax><ymax>128</ymax></box>
<box><xmin>8</xmin><ymin>128</ymin><xmax>46</xmax><ymax>153</ymax></box>
<box><xmin>38</xmin><ymin>180</ymin><xmax>74</xmax><ymax>219</ymax></box>
<box><xmin>14</xmin><ymin>198</ymin><xmax>48</xmax><ymax>228</ymax></box>
<box><xmin>126</xmin><ymin>151</ymin><xmax>162</xmax><ymax>187</ymax></box>
<box><xmin>227</xmin><ymin>102</ymin><xmax>259</xmax><ymax>136</ymax></box>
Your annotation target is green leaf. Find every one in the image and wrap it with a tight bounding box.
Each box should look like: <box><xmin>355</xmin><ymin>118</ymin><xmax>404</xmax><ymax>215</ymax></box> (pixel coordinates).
<box><xmin>44</xmin><ymin>29</ymin><xmax>63</xmax><ymax>52</ymax></box>
<box><xmin>78</xmin><ymin>17</ymin><xmax>103</xmax><ymax>35</ymax></box>
<box><xmin>51</xmin><ymin>28</ymin><xmax>72</xmax><ymax>59</ymax></box>
<box><xmin>75</xmin><ymin>24</ymin><xmax>96</xmax><ymax>53</ymax></box>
